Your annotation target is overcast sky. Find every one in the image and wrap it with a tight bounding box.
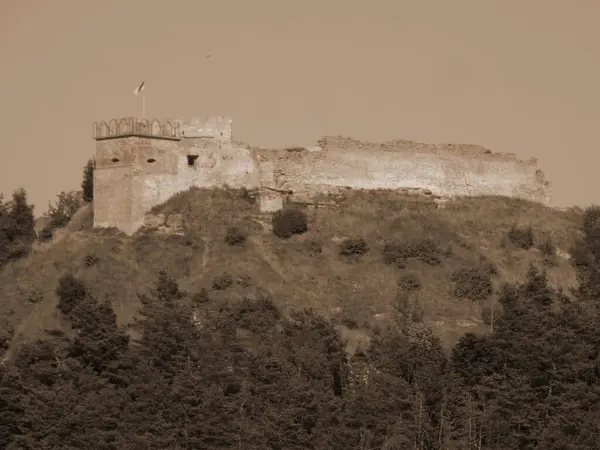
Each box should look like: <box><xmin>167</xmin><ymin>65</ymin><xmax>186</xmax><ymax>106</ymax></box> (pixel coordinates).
<box><xmin>1</xmin><ymin>0</ymin><xmax>599</xmax><ymax>211</ymax></box>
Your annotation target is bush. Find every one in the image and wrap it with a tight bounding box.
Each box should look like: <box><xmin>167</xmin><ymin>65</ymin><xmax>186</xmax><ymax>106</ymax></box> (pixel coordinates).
<box><xmin>477</xmin><ymin>255</ymin><xmax>498</xmax><ymax>276</ymax></box>
<box><xmin>339</xmin><ymin>238</ymin><xmax>369</xmax><ymax>261</ymax></box>
<box><xmin>451</xmin><ymin>267</ymin><xmax>494</xmax><ymax>301</ymax></box>
<box><xmin>237</xmin><ymin>187</ymin><xmax>256</xmax><ymax>204</ymax></box>
<box><xmin>303</xmin><ymin>239</ymin><xmax>322</xmax><ymax>256</ymax></box>
<box><xmin>272</xmin><ymin>208</ymin><xmax>308</xmax><ymax>239</ymax></box>
<box><xmin>383</xmin><ymin>238</ymin><xmax>445</xmax><ymax>268</ymax></box>
<box><xmin>383</xmin><ymin>242</ymin><xmax>407</xmax><ymax>268</ymax></box>
<box><xmin>192</xmin><ymin>288</ymin><xmax>210</xmax><ymax>304</ymax></box>
<box><xmin>56</xmin><ymin>273</ymin><xmax>88</xmax><ymax>315</ymax></box>
<box><xmin>154</xmin><ymin>270</ymin><xmax>184</xmax><ymax>303</ymax></box>
<box><xmin>212</xmin><ymin>273</ymin><xmax>233</xmax><ymax>290</ymax></box>
<box><xmin>341</xmin><ymin>317</ymin><xmax>359</xmax><ymax>329</ymax></box>
<box><xmin>225</xmin><ymin>227</ymin><xmax>247</xmax><ymax>247</ymax></box>
<box><xmin>84</xmin><ymin>252</ymin><xmax>100</xmax><ymax>268</ymax></box>
<box><xmin>538</xmin><ymin>236</ymin><xmax>555</xmax><ymax>257</ymax></box>
<box><xmin>0</xmin><ymin>323</ymin><xmax>13</xmax><ymax>351</ymax></box>
<box><xmin>398</xmin><ymin>273</ymin><xmax>422</xmax><ymax>292</ymax></box>
<box><xmin>237</xmin><ymin>275</ymin><xmax>252</xmax><ymax>288</ymax></box>
<box><xmin>0</xmin><ymin>189</ymin><xmax>36</xmax><ymax>267</ymax></box>
<box><xmin>507</xmin><ymin>225</ymin><xmax>534</xmax><ymax>249</ymax></box>
<box><xmin>40</xmin><ymin>190</ymin><xmax>84</xmax><ymax>241</ymax></box>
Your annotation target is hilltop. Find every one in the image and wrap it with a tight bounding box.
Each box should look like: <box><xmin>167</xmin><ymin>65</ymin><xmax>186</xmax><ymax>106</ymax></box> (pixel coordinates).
<box><xmin>0</xmin><ymin>186</ymin><xmax>581</xmax><ymax>355</ymax></box>
<box><xmin>3</xmin><ymin>180</ymin><xmax>600</xmax><ymax>448</ymax></box>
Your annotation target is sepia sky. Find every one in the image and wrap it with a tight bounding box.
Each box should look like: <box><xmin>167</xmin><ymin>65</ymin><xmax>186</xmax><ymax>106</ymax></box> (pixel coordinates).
<box><xmin>1</xmin><ymin>0</ymin><xmax>599</xmax><ymax>212</ymax></box>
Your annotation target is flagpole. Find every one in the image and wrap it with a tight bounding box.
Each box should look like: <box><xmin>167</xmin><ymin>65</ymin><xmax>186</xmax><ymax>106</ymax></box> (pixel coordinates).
<box><xmin>133</xmin><ymin>80</ymin><xmax>146</xmax><ymax>118</ymax></box>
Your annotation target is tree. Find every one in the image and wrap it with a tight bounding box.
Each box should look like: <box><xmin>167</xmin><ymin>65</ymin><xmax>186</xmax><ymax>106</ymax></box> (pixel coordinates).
<box><xmin>39</xmin><ymin>190</ymin><xmax>83</xmax><ymax>240</ymax></box>
<box><xmin>571</xmin><ymin>205</ymin><xmax>600</xmax><ymax>304</ymax></box>
<box><xmin>0</xmin><ymin>188</ymin><xmax>35</xmax><ymax>266</ymax></box>
<box><xmin>7</xmin><ymin>189</ymin><xmax>35</xmax><ymax>241</ymax></box>
<box><xmin>81</xmin><ymin>159</ymin><xmax>95</xmax><ymax>203</ymax></box>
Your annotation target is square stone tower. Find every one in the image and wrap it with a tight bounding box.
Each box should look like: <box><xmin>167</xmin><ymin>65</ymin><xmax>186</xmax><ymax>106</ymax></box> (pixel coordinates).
<box><xmin>92</xmin><ymin>118</ymin><xmax>182</xmax><ymax>235</ymax></box>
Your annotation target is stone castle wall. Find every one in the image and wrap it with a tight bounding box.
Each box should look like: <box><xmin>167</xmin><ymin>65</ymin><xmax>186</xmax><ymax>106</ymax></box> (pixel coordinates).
<box><xmin>92</xmin><ymin>117</ymin><xmax>552</xmax><ymax>235</ymax></box>
<box><xmin>258</xmin><ymin>136</ymin><xmax>550</xmax><ymax>204</ymax></box>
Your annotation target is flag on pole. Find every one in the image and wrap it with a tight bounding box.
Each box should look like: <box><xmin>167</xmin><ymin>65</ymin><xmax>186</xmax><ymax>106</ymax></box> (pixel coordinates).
<box><xmin>133</xmin><ymin>80</ymin><xmax>145</xmax><ymax>96</ymax></box>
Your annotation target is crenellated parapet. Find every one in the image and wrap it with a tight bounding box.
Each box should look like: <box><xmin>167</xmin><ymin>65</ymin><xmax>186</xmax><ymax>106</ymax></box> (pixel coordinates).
<box><xmin>93</xmin><ymin>117</ymin><xmax>181</xmax><ymax>141</ymax></box>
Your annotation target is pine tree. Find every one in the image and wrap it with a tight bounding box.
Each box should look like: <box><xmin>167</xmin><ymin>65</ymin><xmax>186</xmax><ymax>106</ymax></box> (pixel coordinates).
<box><xmin>81</xmin><ymin>159</ymin><xmax>95</xmax><ymax>203</ymax></box>
<box><xmin>7</xmin><ymin>188</ymin><xmax>35</xmax><ymax>241</ymax></box>
<box><xmin>0</xmin><ymin>188</ymin><xmax>35</xmax><ymax>266</ymax></box>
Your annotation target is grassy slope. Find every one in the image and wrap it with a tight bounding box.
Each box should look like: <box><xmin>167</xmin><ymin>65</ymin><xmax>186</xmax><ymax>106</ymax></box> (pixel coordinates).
<box><xmin>0</xmin><ymin>187</ymin><xmax>582</xmax><ymax>357</ymax></box>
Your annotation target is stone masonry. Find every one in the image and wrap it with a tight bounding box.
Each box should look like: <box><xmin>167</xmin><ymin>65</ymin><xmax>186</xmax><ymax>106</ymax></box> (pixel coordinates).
<box><xmin>92</xmin><ymin>116</ymin><xmax>552</xmax><ymax>235</ymax></box>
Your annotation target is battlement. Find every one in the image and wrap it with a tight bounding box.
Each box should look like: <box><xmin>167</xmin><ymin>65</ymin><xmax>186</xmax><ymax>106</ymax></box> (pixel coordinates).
<box><xmin>93</xmin><ymin>117</ymin><xmax>181</xmax><ymax>141</ymax></box>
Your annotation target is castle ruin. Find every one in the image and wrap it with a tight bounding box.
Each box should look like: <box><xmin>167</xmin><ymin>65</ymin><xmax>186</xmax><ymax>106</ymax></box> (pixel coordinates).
<box><xmin>92</xmin><ymin>116</ymin><xmax>552</xmax><ymax>235</ymax></box>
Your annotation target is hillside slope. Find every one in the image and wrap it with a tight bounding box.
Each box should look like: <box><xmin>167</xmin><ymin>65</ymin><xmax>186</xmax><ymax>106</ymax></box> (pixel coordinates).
<box><xmin>0</xmin><ymin>187</ymin><xmax>582</xmax><ymax>356</ymax></box>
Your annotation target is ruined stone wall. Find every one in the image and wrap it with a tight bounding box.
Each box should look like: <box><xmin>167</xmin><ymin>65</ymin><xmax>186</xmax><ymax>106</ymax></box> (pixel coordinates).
<box><xmin>176</xmin><ymin>115</ymin><xmax>233</xmax><ymax>144</ymax></box>
<box><xmin>259</xmin><ymin>136</ymin><xmax>551</xmax><ymax>205</ymax></box>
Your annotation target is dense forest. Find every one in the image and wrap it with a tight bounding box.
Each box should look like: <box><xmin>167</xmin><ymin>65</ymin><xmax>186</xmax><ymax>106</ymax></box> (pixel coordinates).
<box><xmin>1</xmin><ymin>160</ymin><xmax>600</xmax><ymax>449</ymax></box>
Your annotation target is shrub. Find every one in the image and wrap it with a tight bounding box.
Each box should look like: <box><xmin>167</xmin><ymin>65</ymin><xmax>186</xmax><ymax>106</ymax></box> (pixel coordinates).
<box><xmin>272</xmin><ymin>208</ymin><xmax>308</xmax><ymax>239</ymax></box>
<box><xmin>192</xmin><ymin>288</ymin><xmax>210</xmax><ymax>304</ymax></box>
<box><xmin>398</xmin><ymin>273</ymin><xmax>422</xmax><ymax>292</ymax></box>
<box><xmin>538</xmin><ymin>236</ymin><xmax>555</xmax><ymax>257</ymax></box>
<box><xmin>507</xmin><ymin>225</ymin><xmax>534</xmax><ymax>249</ymax></box>
<box><xmin>238</xmin><ymin>187</ymin><xmax>256</xmax><ymax>204</ymax></box>
<box><xmin>477</xmin><ymin>255</ymin><xmax>498</xmax><ymax>276</ymax></box>
<box><xmin>339</xmin><ymin>237</ymin><xmax>369</xmax><ymax>260</ymax></box>
<box><xmin>0</xmin><ymin>323</ymin><xmax>13</xmax><ymax>351</ymax></box>
<box><xmin>212</xmin><ymin>273</ymin><xmax>233</xmax><ymax>290</ymax></box>
<box><xmin>0</xmin><ymin>188</ymin><xmax>36</xmax><ymax>266</ymax></box>
<box><xmin>225</xmin><ymin>227</ymin><xmax>247</xmax><ymax>247</ymax></box>
<box><xmin>84</xmin><ymin>252</ymin><xmax>100</xmax><ymax>268</ymax></box>
<box><xmin>383</xmin><ymin>242</ymin><xmax>407</xmax><ymax>268</ymax></box>
<box><xmin>56</xmin><ymin>273</ymin><xmax>88</xmax><ymax>315</ymax></box>
<box><xmin>303</xmin><ymin>239</ymin><xmax>322</xmax><ymax>256</ymax></box>
<box><xmin>383</xmin><ymin>238</ymin><xmax>445</xmax><ymax>268</ymax></box>
<box><xmin>40</xmin><ymin>190</ymin><xmax>84</xmax><ymax>241</ymax></box>
<box><xmin>154</xmin><ymin>270</ymin><xmax>184</xmax><ymax>303</ymax></box>
<box><xmin>28</xmin><ymin>290</ymin><xmax>43</xmax><ymax>304</ymax></box>
<box><xmin>237</xmin><ymin>275</ymin><xmax>252</xmax><ymax>288</ymax></box>
<box><xmin>341</xmin><ymin>317</ymin><xmax>360</xmax><ymax>329</ymax></box>
<box><xmin>451</xmin><ymin>267</ymin><xmax>494</xmax><ymax>301</ymax></box>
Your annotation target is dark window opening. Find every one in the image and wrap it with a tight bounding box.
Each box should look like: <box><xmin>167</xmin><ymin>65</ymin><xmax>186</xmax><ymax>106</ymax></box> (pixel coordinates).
<box><xmin>187</xmin><ymin>154</ymin><xmax>199</xmax><ymax>166</ymax></box>
<box><xmin>147</xmin><ymin>158</ymin><xmax>156</xmax><ymax>163</ymax></box>
<box><xmin>110</xmin><ymin>158</ymin><xmax>120</xmax><ymax>163</ymax></box>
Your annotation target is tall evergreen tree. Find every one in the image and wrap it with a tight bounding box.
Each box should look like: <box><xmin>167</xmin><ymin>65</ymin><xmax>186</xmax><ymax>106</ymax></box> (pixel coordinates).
<box><xmin>0</xmin><ymin>188</ymin><xmax>35</xmax><ymax>266</ymax></box>
<box><xmin>81</xmin><ymin>159</ymin><xmax>95</xmax><ymax>203</ymax></box>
